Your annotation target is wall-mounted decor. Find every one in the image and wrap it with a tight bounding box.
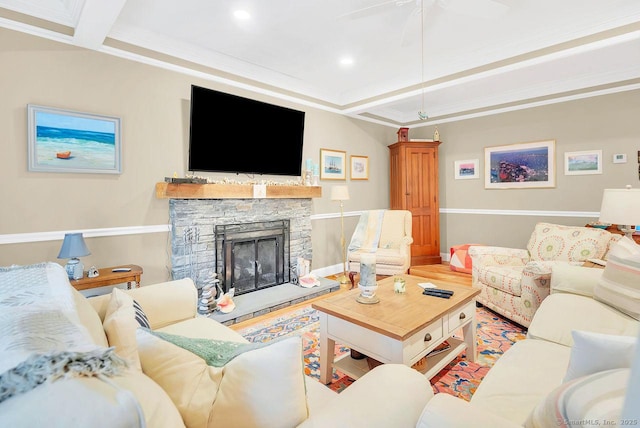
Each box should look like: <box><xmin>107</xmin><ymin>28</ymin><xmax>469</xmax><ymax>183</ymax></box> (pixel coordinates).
<box><xmin>320</xmin><ymin>148</ymin><xmax>346</xmax><ymax>180</ymax></box>
<box><xmin>484</xmin><ymin>140</ymin><xmax>555</xmax><ymax>189</ymax></box>
<box><xmin>564</xmin><ymin>150</ymin><xmax>603</xmax><ymax>175</ymax></box>
<box><xmin>454</xmin><ymin>159</ymin><xmax>479</xmax><ymax>180</ymax></box>
<box><xmin>612</xmin><ymin>153</ymin><xmax>627</xmax><ymax>164</ymax></box>
<box><xmin>27</xmin><ymin>104</ymin><xmax>121</xmax><ymax>174</ymax></box>
<box><xmin>350</xmin><ymin>155</ymin><xmax>369</xmax><ymax>180</ymax></box>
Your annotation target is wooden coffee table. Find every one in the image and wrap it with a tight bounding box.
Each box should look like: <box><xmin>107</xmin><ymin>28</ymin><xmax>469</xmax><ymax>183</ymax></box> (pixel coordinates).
<box><xmin>312</xmin><ymin>274</ymin><xmax>480</xmax><ymax>384</ymax></box>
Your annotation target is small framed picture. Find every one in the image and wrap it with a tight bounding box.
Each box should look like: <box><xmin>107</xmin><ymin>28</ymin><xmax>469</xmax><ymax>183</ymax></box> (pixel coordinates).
<box><xmin>454</xmin><ymin>159</ymin><xmax>479</xmax><ymax>180</ymax></box>
<box><xmin>613</xmin><ymin>153</ymin><xmax>627</xmax><ymax>164</ymax></box>
<box><xmin>319</xmin><ymin>148</ymin><xmax>346</xmax><ymax>180</ymax></box>
<box><xmin>350</xmin><ymin>155</ymin><xmax>369</xmax><ymax>180</ymax></box>
<box><xmin>564</xmin><ymin>150</ymin><xmax>602</xmax><ymax>175</ymax></box>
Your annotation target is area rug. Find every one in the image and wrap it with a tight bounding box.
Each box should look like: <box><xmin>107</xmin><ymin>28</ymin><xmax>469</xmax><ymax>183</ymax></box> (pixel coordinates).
<box><xmin>235</xmin><ymin>304</ymin><xmax>526</xmax><ymax>400</ymax></box>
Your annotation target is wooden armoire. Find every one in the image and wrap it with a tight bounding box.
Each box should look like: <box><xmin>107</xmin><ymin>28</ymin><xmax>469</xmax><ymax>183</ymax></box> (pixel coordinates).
<box><xmin>389</xmin><ymin>140</ymin><xmax>441</xmax><ymax>266</ymax></box>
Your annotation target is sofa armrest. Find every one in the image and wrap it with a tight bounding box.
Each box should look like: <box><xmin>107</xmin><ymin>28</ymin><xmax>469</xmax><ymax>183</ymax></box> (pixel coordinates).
<box><xmin>298</xmin><ymin>364</ymin><xmax>432</xmax><ymax>428</ymax></box>
<box><xmin>125</xmin><ymin>278</ymin><xmax>198</xmax><ymax>329</ymax></box>
<box><xmin>469</xmin><ymin>246</ymin><xmax>530</xmax><ymax>287</ymax></box>
<box><xmin>400</xmin><ymin>235</ymin><xmax>414</xmax><ymax>255</ymax></box>
<box><xmin>416</xmin><ymin>394</ymin><xmax>520</xmax><ymax>428</ymax></box>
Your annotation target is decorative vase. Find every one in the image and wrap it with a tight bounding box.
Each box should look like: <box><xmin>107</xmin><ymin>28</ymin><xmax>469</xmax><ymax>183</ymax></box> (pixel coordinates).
<box><xmin>357</xmin><ymin>253</ymin><xmax>379</xmax><ymax>303</ymax></box>
<box><xmin>357</xmin><ymin>282</ymin><xmax>380</xmax><ymax>304</ymax></box>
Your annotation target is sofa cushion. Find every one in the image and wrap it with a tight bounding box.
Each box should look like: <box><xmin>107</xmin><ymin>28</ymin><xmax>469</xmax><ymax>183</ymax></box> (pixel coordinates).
<box><xmin>348</xmin><ymin>248</ymin><xmax>407</xmax><ymax>266</ymax></box>
<box><xmin>103</xmin><ymin>288</ymin><xmax>142</xmax><ymax>370</ymax></box>
<box><xmin>563</xmin><ymin>330</ymin><xmax>636</xmax><ymax>382</ymax></box>
<box><xmin>136</xmin><ymin>329</ymin><xmax>308</xmax><ymax>428</ymax></box>
<box><xmin>593</xmin><ymin>237</ymin><xmax>640</xmax><ymax>320</ymax></box>
<box><xmin>525</xmin><ymin>368</ymin><xmax>629</xmax><ymax>428</ymax></box>
<box><xmin>71</xmin><ymin>286</ymin><xmax>109</xmax><ymax>347</ymax></box>
<box><xmin>526</xmin><ymin>222</ymin><xmax>612</xmax><ymax>262</ymax></box>
<box><xmin>550</xmin><ymin>264</ymin><xmax>603</xmax><ymax>297</ymax></box>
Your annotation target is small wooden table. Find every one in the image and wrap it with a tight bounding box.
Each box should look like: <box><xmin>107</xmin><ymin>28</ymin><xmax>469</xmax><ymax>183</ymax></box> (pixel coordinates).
<box><xmin>312</xmin><ymin>274</ymin><xmax>480</xmax><ymax>384</ymax></box>
<box><xmin>71</xmin><ymin>264</ymin><xmax>143</xmax><ymax>291</ymax></box>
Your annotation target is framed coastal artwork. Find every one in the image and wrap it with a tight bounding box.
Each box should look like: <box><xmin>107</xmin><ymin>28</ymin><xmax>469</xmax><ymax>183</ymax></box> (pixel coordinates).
<box><xmin>27</xmin><ymin>104</ymin><xmax>122</xmax><ymax>174</ymax></box>
<box><xmin>454</xmin><ymin>159</ymin><xmax>479</xmax><ymax>180</ymax></box>
<box><xmin>564</xmin><ymin>150</ymin><xmax>603</xmax><ymax>175</ymax></box>
<box><xmin>350</xmin><ymin>155</ymin><xmax>369</xmax><ymax>180</ymax></box>
<box><xmin>320</xmin><ymin>148</ymin><xmax>346</xmax><ymax>180</ymax></box>
<box><xmin>484</xmin><ymin>140</ymin><xmax>555</xmax><ymax>189</ymax></box>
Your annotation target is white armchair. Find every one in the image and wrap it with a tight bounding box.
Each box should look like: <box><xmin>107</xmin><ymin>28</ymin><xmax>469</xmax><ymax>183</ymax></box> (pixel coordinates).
<box><xmin>347</xmin><ymin>209</ymin><xmax>413</xmax><ymax>276</ymax></box>
<box><xmin>469</xmin><ymin>222</ymin><xmax>621</xmax><ymax>327</ymax></box>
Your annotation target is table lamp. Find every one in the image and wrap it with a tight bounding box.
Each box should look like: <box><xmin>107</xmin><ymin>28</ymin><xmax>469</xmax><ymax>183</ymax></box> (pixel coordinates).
<box><xmin>599</xmin><ymin>185</ymin><xmax>640</xmax><ymax>239</ymax></box>
<box><xmin>58</xmin><ymin>233</ymin><xmax>91</xmax><ymax>280</ymax></box>
<box><xmin>331</xmin><ymin>185</ymin><xmax>350</xmax><ymax>284</ymax></box>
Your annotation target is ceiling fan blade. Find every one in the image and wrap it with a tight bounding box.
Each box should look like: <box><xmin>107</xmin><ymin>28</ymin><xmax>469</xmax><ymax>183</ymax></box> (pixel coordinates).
<box><xmin>338</xmin><ymin>0</ymin><xmax>413</xmax><ymax>20</ymax></box>
<box><xmin>437</xmin><ymin>0</ymin><xmax>509</xmax><ymax>19</ymax></box>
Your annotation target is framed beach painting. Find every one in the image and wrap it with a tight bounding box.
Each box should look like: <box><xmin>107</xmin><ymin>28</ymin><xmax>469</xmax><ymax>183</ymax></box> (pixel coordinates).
<box><xmin>484</xmin><ymin>140</ymin><xmax>555</xmax><ymax>189</ymax></box>
<box><xmin>564</xmin><ymin>150</ymin><xmax>602</xmax><ymax>175</ymax></box>
<box><xmin>454</xmin><ymin>159</ymin><xmax>479</xmax><ymax>180</ymax></box>
<box><xmin>27</xmin><ymin>104</ymin><xmax>122</xmax><ymax>174</ymax></box>
<box><xmin>350</xmin><ymin>155</ymin><xmax>369</xmax><ymax>180</ymax></box>
<box><xmin>320</xmin><ymin>148</ymin><xmax>346</xmax><ymax>180</ymax></box>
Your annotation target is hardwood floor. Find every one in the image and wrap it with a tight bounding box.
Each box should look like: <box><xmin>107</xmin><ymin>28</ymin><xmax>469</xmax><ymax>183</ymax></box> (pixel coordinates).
<box><xmin>229</xmin><ymin>263</ymin><xmax>471</xmax><ymax>331</ymax></box>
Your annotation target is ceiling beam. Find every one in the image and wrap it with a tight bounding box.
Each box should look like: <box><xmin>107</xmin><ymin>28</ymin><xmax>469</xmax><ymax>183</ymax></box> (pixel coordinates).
<box><xmin>73</xmin><ymin>0</ymin><xmax>128</xmax><ymax>49</ymax></box>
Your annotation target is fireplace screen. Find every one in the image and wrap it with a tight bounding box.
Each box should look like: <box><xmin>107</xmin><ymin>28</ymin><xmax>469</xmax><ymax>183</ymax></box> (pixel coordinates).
<box><xmin>215</xmin><ymin>220</ymin><xmax>290</xmax><ymax>295</ymax></box>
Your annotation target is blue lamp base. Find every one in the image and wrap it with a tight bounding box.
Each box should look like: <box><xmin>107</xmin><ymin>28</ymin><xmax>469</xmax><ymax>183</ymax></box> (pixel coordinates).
<box><xmin>65</xmin><ymin>258</ymin><xmax>84</xmax><ymax>280</ymax></box>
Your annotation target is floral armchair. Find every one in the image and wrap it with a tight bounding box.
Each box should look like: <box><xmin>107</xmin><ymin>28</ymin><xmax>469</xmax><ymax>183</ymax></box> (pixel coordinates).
<box><xmin>468</xmin><ymin>222</ymin><xmax>621</xmax><ymax>328</ymax></box>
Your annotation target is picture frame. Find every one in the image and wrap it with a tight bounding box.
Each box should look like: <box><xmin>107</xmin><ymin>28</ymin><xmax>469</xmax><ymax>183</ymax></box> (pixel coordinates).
<box><xmin>320</xmin><ymin>148</ymin><xmax>346</xmax><ymax>180</ymax></box>
<box><xmin>350</xmin><ymin>155</ymin><xmax>369</xmax><ymax>180</ymax></box>
<box><xmin>564</xmin><ymin>150</ymin><xmax>603</xmax><ymax>175</ymax></box>
<box><xmin>27</xmin><ymin>104</ymin><xmax>122</xmax><ymax>174</ymax></box>
<box><xmin>454</xmin><ymin>159</ymin><xmax>479</xmax><ymax>180</ymax></box>
<box><xmin>484</xmin><ymin>140</ymin><xmax>555</xmax><ymax>189</ymax></box>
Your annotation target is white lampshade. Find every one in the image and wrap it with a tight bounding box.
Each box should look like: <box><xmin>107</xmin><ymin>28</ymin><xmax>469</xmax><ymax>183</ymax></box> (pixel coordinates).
<box><xmin>331</xmin><ymin>185</ymin><xmax>350</xmax><ymax>201</ymax></box>
<box><xmin>599</xmin><ymin>185</ymin><xmax>640</xmax><ymax>231</ymax></box>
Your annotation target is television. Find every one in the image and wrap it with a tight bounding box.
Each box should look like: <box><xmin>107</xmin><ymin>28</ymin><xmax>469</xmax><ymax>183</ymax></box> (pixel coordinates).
<box><xmin>188</xmin><ymin>85</ymin><xmax>306</xmax><ymax>176</ymax></box>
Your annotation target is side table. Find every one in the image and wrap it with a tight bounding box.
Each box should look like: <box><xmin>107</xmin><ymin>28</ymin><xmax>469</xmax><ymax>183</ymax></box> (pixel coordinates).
<box><xmin>71</xmin><ymin>264</ymin><xmax>143</xmax><ymax>291</ymax></box>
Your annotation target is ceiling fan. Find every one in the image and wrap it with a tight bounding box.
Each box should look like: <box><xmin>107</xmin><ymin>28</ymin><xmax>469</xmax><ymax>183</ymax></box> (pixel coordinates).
<box><xmin>339</xmin><ymin>0</ymin><xmax>509</xmax><ymax>46</ymax></box>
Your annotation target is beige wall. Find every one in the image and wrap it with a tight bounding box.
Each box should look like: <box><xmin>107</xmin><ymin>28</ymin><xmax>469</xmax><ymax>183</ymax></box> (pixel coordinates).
<box><xmin>1</xmin><ymin>27</ymin><xmax>638</xmax><ymax>283</ymax></box>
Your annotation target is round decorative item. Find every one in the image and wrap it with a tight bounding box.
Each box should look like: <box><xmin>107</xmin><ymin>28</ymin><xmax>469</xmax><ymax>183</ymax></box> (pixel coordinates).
<box><xmin>356</xmin><ymin>282</ymin><xmax>380</xmax><ymax>304</ymax></box>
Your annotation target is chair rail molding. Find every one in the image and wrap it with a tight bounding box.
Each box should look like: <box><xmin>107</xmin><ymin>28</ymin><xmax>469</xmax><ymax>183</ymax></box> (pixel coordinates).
<box><xmin>0</xmin><ymin>224</ymin><xmax>171</xmax><ymax>245</ymax></box>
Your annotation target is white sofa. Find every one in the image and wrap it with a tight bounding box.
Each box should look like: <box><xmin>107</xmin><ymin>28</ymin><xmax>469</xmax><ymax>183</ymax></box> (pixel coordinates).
<box><xmin>0</xmin><ymin>262</ymin><xmax>432</xmax><ymax>428</ymax></box>
<box><xmin>417</xmin><ymin>237</ymin><xmax>640</xmax><ymax>427</ymax></box>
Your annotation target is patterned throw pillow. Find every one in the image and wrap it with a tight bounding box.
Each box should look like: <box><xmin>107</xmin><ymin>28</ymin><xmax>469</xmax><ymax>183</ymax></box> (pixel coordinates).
<box><xmin>133</xmin><ymin>300</ymin><xmax>150</xmax><ymax>328</ymax></box>
<box><xmin>526</xmin><ymin>222</ymin><xmax>612</xmax><ymax>262</ymax></box>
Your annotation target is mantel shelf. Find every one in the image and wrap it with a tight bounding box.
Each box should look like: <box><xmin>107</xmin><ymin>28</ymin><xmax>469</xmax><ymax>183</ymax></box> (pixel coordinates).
<box><xmin>155</xmin><ymin>182</ymin><xmax>322</xmax><ymax>199</ymax></box>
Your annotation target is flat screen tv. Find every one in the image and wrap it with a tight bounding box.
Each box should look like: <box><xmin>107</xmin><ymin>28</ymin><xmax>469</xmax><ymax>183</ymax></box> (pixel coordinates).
<box><xmin>188</xmin><ymin>85</ymin><xmax>305</xmax><ymax>176</ymax></box>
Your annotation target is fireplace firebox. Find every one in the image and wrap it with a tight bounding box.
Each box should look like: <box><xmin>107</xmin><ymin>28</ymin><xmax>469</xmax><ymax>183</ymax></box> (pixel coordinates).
<box><xmin>215</xmin><ymin>220</ymin><xmax>290</xmax><ymax>296</ymax></box>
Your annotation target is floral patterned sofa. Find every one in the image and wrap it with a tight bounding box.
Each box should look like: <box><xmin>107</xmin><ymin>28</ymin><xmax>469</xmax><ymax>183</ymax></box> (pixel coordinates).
<box><xmin>468</xmin><ymin>222</ymin><xmax>621</xmax><ymax>327</ymax></box>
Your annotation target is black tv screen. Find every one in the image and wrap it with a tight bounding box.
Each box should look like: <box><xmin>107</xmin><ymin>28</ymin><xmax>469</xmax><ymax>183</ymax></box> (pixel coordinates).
<box><xmin>188</xmin><ymin>85</ymin><xmax>305</xmax><ymax>176</ymax></box>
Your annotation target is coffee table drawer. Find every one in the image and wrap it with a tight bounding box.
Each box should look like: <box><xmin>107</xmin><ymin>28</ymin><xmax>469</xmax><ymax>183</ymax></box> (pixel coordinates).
<box><xmin>448</xmin><ymin>300</ymin><xmax>476</xmax><ymax>332</ymax></box>
<box><xmin>405</xmin><ymin>318</ymin><xmax>444</xmax><ymax>361</ymax></box>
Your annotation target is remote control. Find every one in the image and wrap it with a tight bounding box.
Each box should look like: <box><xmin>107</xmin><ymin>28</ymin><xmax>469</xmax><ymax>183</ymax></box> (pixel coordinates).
<box><xmin>112</xmin><ymin>267</ymin><xmax>132</xmax><ymax>272</ymax></box>
<box><xmin>422</xmin><ymin>289</ymin><xmax>454</xmax><ymax>299</ymax></box>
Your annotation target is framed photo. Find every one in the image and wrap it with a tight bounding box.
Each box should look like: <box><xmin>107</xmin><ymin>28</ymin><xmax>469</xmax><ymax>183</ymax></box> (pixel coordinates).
<box><xmin>454</xmin><ymin>159</ymin><xmax>479</xmax><ymax>180</ymax></box>
<box><xmin>484</xmin><ymin>140</ymin><xmax>555</xmax><ymax>189</ymax></box>
<box><xmin>27</xmin><ymin>104</ymin><xmax>122</xmax><ymax>174</ymax></box>
<box><xmin>564</xmin><ymin>150</ymin><xmax>603</xmax><ymax>175</ymax></box>
<box><xmin>320</xmin><ymin>148</ymin><xmax>346</xmax><ymax>180</ymax></box>
<box><xmin>350</xmin><ymin>155</ymin><xmax>369</xmax><ymax>180</ymax></box>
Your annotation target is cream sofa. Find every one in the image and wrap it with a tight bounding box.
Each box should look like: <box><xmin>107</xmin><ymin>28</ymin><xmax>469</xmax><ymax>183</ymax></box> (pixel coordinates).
<box><xmin>0</xmin><ymin>262</ymin><xmax>432</xmax><ymax>427</ymax></box>
<box><xmin>416</xmin><ymin>237</ymin><xmax>640</xmax><ymax>427</ymax></box>
<box><xmin>469</xmin><ymin>222</ymin><xmax>620</xmax><ymax>327</ymax></box>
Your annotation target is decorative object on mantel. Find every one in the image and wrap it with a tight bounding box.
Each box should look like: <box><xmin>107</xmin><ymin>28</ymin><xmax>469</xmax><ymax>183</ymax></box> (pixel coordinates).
<box><xmin>357</xmin><ymin>253</ymin><xmax>379</xmax><ymax>304</ymax></box>
<box><xmin>599</xmin><ymin>185</ymin><xmax>640</xmax><ymax>239</ymax></box>
<box><xmin>164</xmin><ymin>176</ymin><xmax>208</xmax><ymax>184</ymax></box>
<box><xmin>397</xmin><ymin>127</ymin><xmax>409</xmax><ymax>142</ymax></box>
<box><xmin>58</xmin><ymin>233</ymin><xmax>91</xmax><ymax>280</ymax></box>
<box><xmin>331</xmin><ymin>185</ymin><xmax>350</xmax><ymax>285</ymax></box>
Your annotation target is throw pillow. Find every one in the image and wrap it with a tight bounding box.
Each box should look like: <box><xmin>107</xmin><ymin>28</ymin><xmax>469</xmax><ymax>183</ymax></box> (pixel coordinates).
<box><xmin>102</xmin><ymin>288</ymin><xmax>142</xmax><ymax>370</ymax></box>
<box><xmin>593</xmin><ymin>237</ymin><xmax>640</xmax><ymax>320</ymax></box>
<box><xmin>136</xmin><ymin>329</ymin><xmax>308</xmax><ymax>428</ymax></box>
<box><xmin>550</xmin><ymin>264</ymin><xmax>603</xmax><ymax>297</ymax></box>
<box><xmin>525</xmin><ymin>368</ymin><xmax>629</xmax><ymax>428</ymax></box>
<box><xmin>133</xmin><ymin>300</ymin><xmax>150</xmax><ymax>329</ymax></box>
<box><xmin>563</xmin><ymin>330</ymin><xmax>636</xmax><ymax>383</ymax></box>
<box><xmin>526</xmin><ymin>222</ymin><xmax>612</xmax><ymax>262</ymax></box>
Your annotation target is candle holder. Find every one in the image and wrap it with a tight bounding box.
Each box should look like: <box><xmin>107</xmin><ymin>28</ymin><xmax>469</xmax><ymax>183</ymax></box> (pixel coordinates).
<box><xmin>356</xmin><ymin>282</ymin><xmax>380</xmax><ymax>304</ymax></box>
<box><xmin>356</xmin><ymin>253</ymin><xmax>379</xmax><ymax>304</ymax></box>
<box><xmin>393</xmin><ymin>277</ymin><xmax>406</xmax><ymax>293</ymax></box>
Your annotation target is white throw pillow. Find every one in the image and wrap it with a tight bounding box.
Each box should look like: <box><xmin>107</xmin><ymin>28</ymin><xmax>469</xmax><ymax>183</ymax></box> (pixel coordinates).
<box><xmin>103</xmin><ymin>288</ymin><xmax>142</xmax><ymax>370</ymax></box>
<box><xmin>526</xmin><ymin>368</ymin><xmax>629</xmax><ymax>428</ymax></box>
<box><xmin>593</xmin><ymin>237</ymin><xmax>640</xmax><ymax>320</ymax></box>
<box><xmin>563</xmin><ymin>330</ymin><xmax>636</xmax><ymax>383</ymax></box>
<box><xmin>551</xmin><ymin>264</ymin><xmax>603</xmax><ymax>297</ymax></box>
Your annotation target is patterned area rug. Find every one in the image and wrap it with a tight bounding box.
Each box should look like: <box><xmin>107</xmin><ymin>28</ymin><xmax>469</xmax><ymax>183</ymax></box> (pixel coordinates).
<box><xmin>236</xmin><ymin>304</ymin><xmax>526</xmax><ymax>400</ymax></box>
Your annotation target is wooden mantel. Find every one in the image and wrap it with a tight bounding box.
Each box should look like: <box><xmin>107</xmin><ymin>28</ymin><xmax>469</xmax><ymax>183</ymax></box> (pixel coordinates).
<box><xmin>155</xmin><ymin>182</ymin><xmax>322</xmax><ymax>199</ymax></box>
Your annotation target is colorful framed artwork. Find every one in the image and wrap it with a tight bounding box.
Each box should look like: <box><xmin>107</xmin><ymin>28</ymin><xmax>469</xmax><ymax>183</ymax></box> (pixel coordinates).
<box><xmin>27</xmin><ymin>104</ymin><xmax>122</xmax><ymax>174</ymax></box>
<box><xmin>350</xmin><ymin>155</ymin><xmax>369</xmax><ymax>180</ymax></box>
<box><xmin>484</xmin><ymin>140</ymin><xmax>555</xmax><ymax>189</ymax></box>
<box><xmin>320</xmin><ymin>148</ymin><xmax>346</xmax><ymax>180</ymax></box>
<box><xmin>564</xmin><ymin>150</ymin><xmax>603</xmax><ymax>175</ymax></box>
<box><xmin>454</xmin><ymin>159</ymin><xmax>479</xmax><ymax>180</ymax></box>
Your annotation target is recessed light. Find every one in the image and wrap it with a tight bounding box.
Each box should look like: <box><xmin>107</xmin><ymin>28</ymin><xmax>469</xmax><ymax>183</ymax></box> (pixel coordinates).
<box><xmin>233</xmin><ymin>10</ymin><xmax>251</xmax><ymax>20</ymax></box>
<box><xmin>339</xmin><ymin>57</ymin><xmax>354</xmax><ymax>67</ymax></box>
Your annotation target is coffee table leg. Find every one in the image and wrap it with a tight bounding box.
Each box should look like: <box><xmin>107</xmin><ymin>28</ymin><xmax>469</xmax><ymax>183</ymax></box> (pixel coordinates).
<box><xmin>462</xmin><ymin>310</ymin><xmax>477</xmax><ymax>363</ymax></box>
<box><xmin>318</xmin><ymin>313</ymin><xmax>335</xmax><ymax>384</ymax></box>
